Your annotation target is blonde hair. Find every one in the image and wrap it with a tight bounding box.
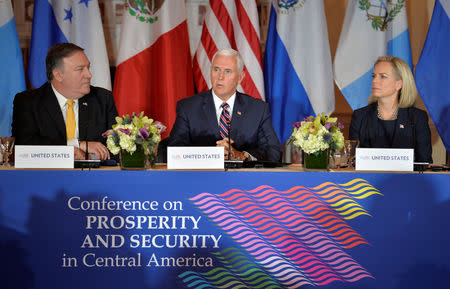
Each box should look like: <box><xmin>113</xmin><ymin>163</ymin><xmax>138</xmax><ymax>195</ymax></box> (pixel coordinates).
<box><xmin>368</xmin><ymin>56</ymin><xmax>418</xmax><ymax>108</ymax></box>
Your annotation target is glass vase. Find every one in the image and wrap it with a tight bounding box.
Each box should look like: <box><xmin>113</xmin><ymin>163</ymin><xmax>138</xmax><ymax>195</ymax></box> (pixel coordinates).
<box><xmin>120</xmin><ymin>146</ymin><xmax>146</xmax><ymax>170</ymax></box>
<box><xmin>303</xmin><ymin>150</ymin><xmax>329</xmax><ymax>170</ymax></box>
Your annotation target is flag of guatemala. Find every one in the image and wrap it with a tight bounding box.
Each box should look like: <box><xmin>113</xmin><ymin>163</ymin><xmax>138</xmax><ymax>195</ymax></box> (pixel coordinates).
<box><xmin>334</xmin><ymin>0</ymin><xmax>413</xmax><ymax>110</ymax></box>
<box><xmin>264</xmin><ymin>0</ymin><xmax>334</xmax><ymax>144</ymax></box>
<box><xmin>28</xmin><ymin>0</ymin><xmax>111</xmax><ymax>90</ymax></box>
<box><xmin>0</xmin><ymin>1</ymin><xmax>26</xmax><ymax>136</ymax></box>
<box><xmin>415</xmin><ymin>0</ymin><xmax>450</xmax><ymax>153</ymax></box>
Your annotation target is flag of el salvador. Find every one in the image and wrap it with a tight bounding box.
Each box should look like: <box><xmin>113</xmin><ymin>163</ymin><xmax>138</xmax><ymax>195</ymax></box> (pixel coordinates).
<box><xmin>264</xmin><ymin>0</ymin><xmax>334</xmax><ymax>144</ymax></box>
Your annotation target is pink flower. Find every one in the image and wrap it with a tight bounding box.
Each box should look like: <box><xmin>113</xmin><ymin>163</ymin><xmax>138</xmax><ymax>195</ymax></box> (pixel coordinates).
<box><xmin>102</xmin><ymin>129</ymin><xmax>112</xmax><ymax>138</ymax></box>
<box><xmin>155</xmin><ymin>121</ymin><xmax>166</xmax><ymax>133</ymax></box>
<box><xmin>139</xmin><ymin>128</ymin><xmax>149</xmax><ymax>140</ymax></box>
<box><xmin>118</xmin><ymin>128</ymin><xmax>131</xmax><ymax>135</ymax></box>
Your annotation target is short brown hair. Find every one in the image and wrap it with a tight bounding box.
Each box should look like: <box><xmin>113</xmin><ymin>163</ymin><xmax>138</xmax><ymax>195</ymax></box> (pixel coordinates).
<box><xmin>46</xmin><ymin>43</ymin><xmax>84</xmax><ymax>81</ymax></box>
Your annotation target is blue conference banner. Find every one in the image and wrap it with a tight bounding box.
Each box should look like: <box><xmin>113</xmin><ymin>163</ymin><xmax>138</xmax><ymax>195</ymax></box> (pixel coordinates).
<box><xmin>1</xmin><ymin>170</ymin><xmax>450</xmax><ymax>289</ymax></box>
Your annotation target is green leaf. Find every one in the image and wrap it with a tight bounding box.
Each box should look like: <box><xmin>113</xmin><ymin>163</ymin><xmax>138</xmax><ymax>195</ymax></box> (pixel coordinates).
<box><xmin>327</xmin><ymin>117</ymin><xmax>337</xmax><ymax>123</ymax></box>
<box><xmin>372</xmin><ymin>21</ymin><xmax>378</xmax><ymax>30</ymax></box>
<box><xmin>135</xmin><ymin>137</ymin><xmax>143</xmax><ymax>145</ymax></box>
<box><xmin>313</xmin><ymin>115</ymin><xmax>322</xmax><ymax>128</ymax></box>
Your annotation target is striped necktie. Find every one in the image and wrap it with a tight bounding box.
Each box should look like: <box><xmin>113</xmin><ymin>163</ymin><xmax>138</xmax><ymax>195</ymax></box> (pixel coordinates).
<box><xmin>219</xmin><ymin>102</ymin><xmax>230</xmax><ymax>138</ymax></box>
<box><xmin>66</xmin><ymin>100</ymin><xmax>75</xmax><ymax>140</ymax></box>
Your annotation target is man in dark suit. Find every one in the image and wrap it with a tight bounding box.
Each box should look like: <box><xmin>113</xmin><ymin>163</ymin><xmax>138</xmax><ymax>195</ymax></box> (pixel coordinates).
<box><xmin>12</xmin><ymin>43</ymin><xmax>117</xmax><ymax>160</ymax></box>
<box><xmin>168</xmin><ymin>48</ymin><xmax>281</xmax><ymax>162</ymax></box>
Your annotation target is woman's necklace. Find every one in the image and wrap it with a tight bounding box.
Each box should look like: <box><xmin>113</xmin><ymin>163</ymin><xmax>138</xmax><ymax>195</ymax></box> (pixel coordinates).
<box><xmin>377</xmin><ymin>105</ymin><xmax>398</xmax><ymax>120</ymax></box>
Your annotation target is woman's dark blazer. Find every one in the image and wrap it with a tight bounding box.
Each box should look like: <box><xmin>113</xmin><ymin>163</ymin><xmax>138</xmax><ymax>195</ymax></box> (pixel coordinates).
<box><xmin>349</xmin><ymin>103</ymin><xmax>432</xmax><ymax>163</ymax></box>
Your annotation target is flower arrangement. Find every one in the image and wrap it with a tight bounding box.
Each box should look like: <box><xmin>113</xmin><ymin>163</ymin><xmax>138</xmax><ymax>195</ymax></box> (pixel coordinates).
<box><xmin>103</xmin><ymin>112</ymin><xmax>166</xmax><ymax>157</ymax></box>
<box><xmin>290</xmin><ymin>113</ymin><xmax>344</xmax><ymax>155</ymax></box>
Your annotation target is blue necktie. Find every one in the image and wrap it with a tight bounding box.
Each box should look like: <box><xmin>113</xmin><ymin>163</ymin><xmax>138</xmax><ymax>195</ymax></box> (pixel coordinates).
<box><xmin>219</xmin><ymin>102</ymin><xmax>230</xmax><ymax>138</ymax></box>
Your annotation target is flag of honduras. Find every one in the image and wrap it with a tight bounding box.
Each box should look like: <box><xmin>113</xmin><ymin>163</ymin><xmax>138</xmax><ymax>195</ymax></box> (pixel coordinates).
<box><xmin>264</xmin><ymin>0</ymin><xmax>334</xmax><ymax>143</ymax></box>
<box><xmin>28</xmin><ymin>0</ymin><xmax>110</xmax><ymax>90</ymax></box>
<box><xmin>0</xmin><ymin>0</ymin><xmax>26</xmax><ymax>136</ymax></box>
<box><xmin>334</xmin><ymin>0</ymin><xmax>412</xmax><ymax>110</ymax></box>
<box><xmin>416</xmin><ymin>0</ymin><xmax>450</xmax><ymax>153</ymax></box>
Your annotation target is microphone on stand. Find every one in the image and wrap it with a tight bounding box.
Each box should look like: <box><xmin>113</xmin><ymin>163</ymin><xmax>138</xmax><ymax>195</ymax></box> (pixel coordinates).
<box><xmin>84</xmin><ymin>119</ymin><xmax>89</xmax><ymax>160</ymax></box>
<box><xmin>226</xmin><ymin>119</ymin><xmax>231</xmax><ymax>161</ymax></box>
<box><xmin>409</xmin><ymin>109</ymin><xmax>426</xmax><ymax>171</ymax></box>
<box><xmin>82</xmin><ymin>101</ymin><xmax>89</xmax><ymax>161</ymax></box>
<box><xmin>410</xmin><ymin>111</ymin><xmax>416</xmax><ymax>157</ymax></box>
<box><xmin>224</xmin><ymin>119</ymin><xmax>243</xmax><ymax>169</ymax></box>
<box><xmin>74</xmin><ymin>102</ymin><xmax>100</xmax><ymax>169</ymax></box>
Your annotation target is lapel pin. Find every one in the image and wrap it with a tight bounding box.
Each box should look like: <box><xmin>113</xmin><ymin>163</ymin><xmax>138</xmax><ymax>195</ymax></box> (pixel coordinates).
<box><xmin>237</xmin><ymin>111</ymin><xmax>242</xmax><ymax>116</ymax></box>
<box><xmin>399</xmin><ymin>124</ymin><xmax>404</xmax><ymax>129</ymax></box>
<box><xmin>82</xmin><ymin>102</ymin><xmax>88</xmax><ymax>106</ymax></box>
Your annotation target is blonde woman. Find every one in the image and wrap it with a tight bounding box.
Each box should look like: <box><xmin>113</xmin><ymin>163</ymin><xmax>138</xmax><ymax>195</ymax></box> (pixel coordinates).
<box><xmin>349</xmin><ymin>56</ymin><xmax>432</xmax><ymax>163</ymax></box>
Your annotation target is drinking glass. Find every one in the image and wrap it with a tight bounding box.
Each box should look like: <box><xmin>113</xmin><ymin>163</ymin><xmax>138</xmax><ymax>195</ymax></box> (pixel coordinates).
<box><xmin>0</xmin><ymin>137</ymin><xmax>15</xmax><ymax>167</ymax></box>
<box><xmin>329</xmin><ymin>151</ymin><xmax>343</xmax><ymax>169</ymax></box>
<box><xmin>343</xmin><ymin>140</ymin><xmax>359</xmax><ymax>168</ymax></box>
<box><xmin>290</xmin><ymin>144</ymin><xmax>303</xmax><ymax>164</ymax></box>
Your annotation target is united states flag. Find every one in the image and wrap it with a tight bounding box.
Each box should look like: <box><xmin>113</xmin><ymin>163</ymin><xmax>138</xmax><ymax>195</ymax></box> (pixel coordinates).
<box><xmin>193</xmin><ymin>0</ymin><xmax>264</xmax><ymax>100</ymax></box>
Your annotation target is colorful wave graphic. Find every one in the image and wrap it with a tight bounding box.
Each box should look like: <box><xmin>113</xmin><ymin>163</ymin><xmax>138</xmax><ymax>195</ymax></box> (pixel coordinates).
<box><xmin>181</xmin><ymin>178</ymin><xmax>381</xmax><ymax>288</ymax></box>
<box><xmin>179</xmin><ymin>248</ymin><xmax>287</xmax><ymax>288</ymax></box>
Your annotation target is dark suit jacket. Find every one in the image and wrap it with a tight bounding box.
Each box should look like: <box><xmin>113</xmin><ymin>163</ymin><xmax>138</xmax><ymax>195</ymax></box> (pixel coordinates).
<box><xmin>349</xmin><ymin>103</ymin><xmax>432</xmax><ymax>163</ymax></box>
<box><xmin>167</xmin><ymin>90</ymin><xmax>282</xmax><ymax>162</ymax></box>
<box><xmin>12</xmin><ymin>82</ymin><xmax>118</xmax><ymax>146</ymax></box>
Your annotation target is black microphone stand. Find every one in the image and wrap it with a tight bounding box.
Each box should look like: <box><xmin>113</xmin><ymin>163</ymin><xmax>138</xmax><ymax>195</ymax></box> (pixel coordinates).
<box><xmin>74</xmin><ymin>104</ymin><xmax>100</xmax><ymax>170</ymax></box>
<box><xmin>224</xmin><ymin>120</ymin><xmax>243</xmax><ymax>169</ymax></box>
<box><xmin>84</xmin><ymin>119</ymin><xmax>89</xmax><ymax>161</ymax></box>
<box><xmin>227</xmin><ymin>120</ymin><xmax>231</xmax><ymax>161</ymax></box>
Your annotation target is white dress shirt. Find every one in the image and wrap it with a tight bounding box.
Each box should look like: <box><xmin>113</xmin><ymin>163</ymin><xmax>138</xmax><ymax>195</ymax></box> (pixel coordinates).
<box><xmin>211</xmin><ymin>90</ymin><xmax>255</xmax><ymax>160</ymax></box>
<box><xmin>212</xmin><ymin>90</ymin><xmax>236</xmax><ymax>124</ymax></box>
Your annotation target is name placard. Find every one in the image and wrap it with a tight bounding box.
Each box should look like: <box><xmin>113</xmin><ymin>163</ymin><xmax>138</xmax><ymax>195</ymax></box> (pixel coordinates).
<box><xmin>355</xmin><ymin>148</ymin><xmax>414</xmax><ymax>171</ymax></box>
<box><xmin>167</xmin><ymin>147</ymin><xmax>224</xmax><ymax>170</ymax></box>
<box><xmin>15</xmin><ymin>145</ymin><xmax>74</xmax><ymax>168</ymax></box>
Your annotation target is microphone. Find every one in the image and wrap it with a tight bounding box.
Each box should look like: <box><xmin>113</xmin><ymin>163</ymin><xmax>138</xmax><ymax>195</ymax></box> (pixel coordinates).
<box><xmin>409</xmin><ymin>109</ymin><xmax>426</xmax><ymax>171</ymax></box>
<box><xmin>409</xmin><ymin>108</ymin><xmax>416</xmax><ymax>160</ymax></box>
<box><xmin>226</xmin><ymin>119</ymin><xmax>231</xmax><ymax>161</ymax></box>
<box><xmin>74</xmin><ymin>101</ymin><xmax>100</xmax><ymax>169</ymax></box>
<box><xmin>411</xmin><ymin>118</ymin><xmax>415</xmax><ymax>153</ymax></box>
<box><xmin>224</xmin><ymin>119</ymin><xmax>243</xmax><ymax>169</ymax></box>
<box><xmin>82</xmin><ymin>101</ymin><xmax>89</xmax><ymax>160</ymax></box>
<box><xmin>84</xmin><ymin>119</ymin><xmax>89</xmax><ymax>160</ymax></box>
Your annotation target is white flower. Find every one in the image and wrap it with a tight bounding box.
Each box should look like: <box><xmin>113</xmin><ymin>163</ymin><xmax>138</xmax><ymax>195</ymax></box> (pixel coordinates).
<box><xmin>289</xmin><ymin>114</ymin><xmax>344</xmax><ymax>154</ymax></box>
<box><xmin>104</xmin><ymin>112</ymin><xmax>166</xmax><ymax>156</ymax></box>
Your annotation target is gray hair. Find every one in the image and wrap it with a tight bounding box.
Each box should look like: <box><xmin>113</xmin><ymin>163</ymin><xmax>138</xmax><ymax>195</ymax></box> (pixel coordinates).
<box><xmin>211</xmin><ymin>48</ymin><xmax>244</xmax><ymax>73</ymax></box>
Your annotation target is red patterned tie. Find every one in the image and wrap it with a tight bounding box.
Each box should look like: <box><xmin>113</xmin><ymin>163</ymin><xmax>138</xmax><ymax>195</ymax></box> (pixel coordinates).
<box><xmin>219</xmin><ymin>102</ymin><xmax>230</xmax><ymax>138</ymax></box>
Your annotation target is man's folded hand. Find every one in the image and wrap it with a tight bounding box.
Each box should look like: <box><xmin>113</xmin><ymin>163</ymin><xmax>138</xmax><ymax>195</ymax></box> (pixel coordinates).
<box><xmin>216</xmin><ymin>138</ymin><xmax>246</xmax><ymax>160</ymax></box>
<box><xmin>79</xmin><ymin>141</ymin><xmax>110</xmax><ymax>160</ymax></box>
